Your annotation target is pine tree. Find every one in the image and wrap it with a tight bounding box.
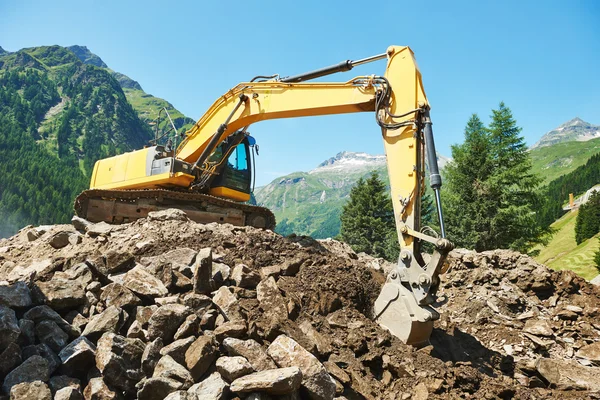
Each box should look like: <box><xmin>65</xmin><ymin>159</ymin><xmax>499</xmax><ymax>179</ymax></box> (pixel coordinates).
<box><xmin>340</xmin><ymin>172</ymin><xmax>394</xmax><ymax>259</ymax></box>
<box><xmin>575</xmin><ymin>190</ymin><xmax>600</xmax><ymax>245</ymax></box>
<box><xmin>443</xmin><ymin>114</ymin><xmax>495</xmax><ymax>251</ymax></box>
<box><xmin>444</xmin><ymin>105</ymin><xmax>548</xmax><ymax>252</ymax></box>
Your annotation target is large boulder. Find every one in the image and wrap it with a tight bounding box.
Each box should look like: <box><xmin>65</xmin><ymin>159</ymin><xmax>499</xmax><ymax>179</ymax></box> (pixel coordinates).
<box><xmin>230</xmin><ymin>367</ymin><xmax>302</xmax><ymax>395</ymax></box>
<box><xmin>2</xmin><ymin>355</ymin><xmax>49</xmax><ymax>394</ymax></box>
<box><xmin>95</xmin><ymin>333</ymin><xmax>145</xmax><ymax>394</ymax></box>
<box><xmin>267</xmin><ymin>335</ymin><xmax>335</xmax><ymax>400</ymax></box>
<box><xmin>185</xmin><ymin>336</ymin><xmax>217</xmax><ymax>380</ymax></box>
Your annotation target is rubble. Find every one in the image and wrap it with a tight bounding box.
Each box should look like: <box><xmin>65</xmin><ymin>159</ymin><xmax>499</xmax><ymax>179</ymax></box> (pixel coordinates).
<box><xmin>1</xmin><ymin>213</ymin><xmax>600</xmax><ymax>398</ymax></box>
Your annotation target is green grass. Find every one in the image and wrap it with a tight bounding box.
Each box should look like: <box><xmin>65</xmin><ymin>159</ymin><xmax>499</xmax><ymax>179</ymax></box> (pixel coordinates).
<box><xmin>535</xmin><ymin>210</ymin><xmax>600</xmax><ymax>280</ymax></box>
<box><xmin>123</xmin><ymin>88</ymin><xmax>194</xmax><ymax>132</ymax></box>
<box><xmin>530</xmin><ymin>138</ymin><xmax>600</xmax><ymax>185</ymax></box>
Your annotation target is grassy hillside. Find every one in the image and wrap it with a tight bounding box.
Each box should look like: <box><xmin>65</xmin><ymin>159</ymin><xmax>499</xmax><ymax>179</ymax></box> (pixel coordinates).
<box><xmin>530</xmin><ymin>137</ymin><xmax>600</xmax><ymax>185</ymax></box>
<box><xmin>535</xmin><ymin>210</ymin><xmax>599</xmax><ymax>280</ymax></box>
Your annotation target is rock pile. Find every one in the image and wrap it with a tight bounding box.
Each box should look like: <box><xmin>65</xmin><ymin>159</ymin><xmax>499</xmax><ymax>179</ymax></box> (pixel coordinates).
<box><xmin>0</xmin><ymin>210</ymin><xmax>599</xmax><ymax>399</ymax></box>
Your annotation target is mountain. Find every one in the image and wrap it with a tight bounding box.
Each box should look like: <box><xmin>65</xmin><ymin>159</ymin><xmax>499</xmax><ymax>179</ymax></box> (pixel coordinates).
<box><xmin>254</xmin><ymin>151</ymin><xmax>449</xmax><ymax>239</ymax></box>
<box><xmin>65</xmin><ymin>45</ymin><xmax>195</xmax><ymax>132</ymax></box>
<box><xmin>0</xmin><ymin>44</ymin><xmax>192</xmax><ymax>237</ymax></box>
<box><xmin>531</xmin><ymin>117</ymin><xmax>600</xmax><ymax>149</ymax></box>
<box><xmin>530</xmin><ymin>136</ymin><xmax>600</xmax><ymax>185</ymax></box>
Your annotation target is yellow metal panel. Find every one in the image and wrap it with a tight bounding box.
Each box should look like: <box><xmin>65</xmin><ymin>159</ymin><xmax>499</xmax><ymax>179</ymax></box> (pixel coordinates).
<box><xmin>382</xmin><ymin>46</ymin><xmax>430</xmax><ymax>251</ymax></box>
<box><xmin>209</xmin><ymin>186</ymin><xmax>251</xmax><ymax>202</ymax></box>
<box><xmin>93</xmin><ymin>172</ymin><xmax>194</xmax><ymax>190</ymax></box>
<box><xmin>124</xmin><ymin>148</ymin><xmax>150</xmax><ymax>181</ymax></box>
<box><xmin>91</xmin><ymin>148</ymin><xmax>150</xmax><ymax>188</ymax></box>
<box><xmin>176</xmin><ymin>82</ymin><xmax>378</xmax><ymax>163</ymax></box>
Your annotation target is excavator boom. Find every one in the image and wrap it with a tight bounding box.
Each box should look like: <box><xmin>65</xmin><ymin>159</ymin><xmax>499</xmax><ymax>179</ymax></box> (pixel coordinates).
<box><xmin>76</xmin><ymin>46</ymin><xmax>453</xmax><ymax>345</ymax></box>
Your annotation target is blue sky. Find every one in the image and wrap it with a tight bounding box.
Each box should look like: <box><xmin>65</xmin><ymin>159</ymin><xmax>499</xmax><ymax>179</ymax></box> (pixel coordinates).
<box><xmin>1</xmin><ymin>0</ymin><xmax>598</xmax><ymax>186</ymax></box>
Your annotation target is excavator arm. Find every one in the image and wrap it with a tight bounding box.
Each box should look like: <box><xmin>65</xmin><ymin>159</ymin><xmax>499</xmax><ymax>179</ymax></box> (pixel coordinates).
<box><xmin>77</xmin><ymin>46</ymin><xmax>453</xmax><ymax>345</ymax></box>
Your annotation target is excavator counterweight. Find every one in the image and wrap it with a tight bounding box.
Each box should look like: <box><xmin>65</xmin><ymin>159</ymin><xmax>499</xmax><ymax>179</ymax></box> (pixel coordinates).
<box><xmin>75</xmin><ymin>46</ymin><xmax>454</xmax><ymax>345</ymax></box>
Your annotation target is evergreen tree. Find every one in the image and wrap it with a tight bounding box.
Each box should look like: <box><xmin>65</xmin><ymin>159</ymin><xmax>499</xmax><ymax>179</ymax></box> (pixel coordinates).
<box><xmin>443</xmin><ymin>114</ymin><xmax>495</xmax><ymax>251</ymax></box>
<box><xmin>444</xmin><ymin>105</ymin><xmax>548</xmax><ymax>252</ymax></box>
<box><xmin>340</xmin><ymin>172</ymin><xmax>394</xmax><ymax>259</ymax></box>
<box><xmin>575</xmin><ymin>190</ymin><xmax>600</xmax><ymax>244</ymax></box>
<box><xmin>486</xmin><ymin>102</ymin><xmax>547</xmax><ymax>252</ymax></box>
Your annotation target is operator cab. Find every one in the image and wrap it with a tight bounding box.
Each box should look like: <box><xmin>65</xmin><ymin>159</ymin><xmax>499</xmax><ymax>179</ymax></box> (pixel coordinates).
<box><xmin>208</xmin><ymin>138</ymin><xmax>253</xmax><ymax>202</ymax></box>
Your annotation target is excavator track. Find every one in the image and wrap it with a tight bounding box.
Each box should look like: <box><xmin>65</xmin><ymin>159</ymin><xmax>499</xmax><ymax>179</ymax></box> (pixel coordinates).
<box><xmin>74</xmin><ymin>189</ymin><xmax>276</xmax><ymax>230</ymax></box>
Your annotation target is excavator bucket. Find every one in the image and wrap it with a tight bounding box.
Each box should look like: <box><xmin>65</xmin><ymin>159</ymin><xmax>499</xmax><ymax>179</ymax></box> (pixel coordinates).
<box><xmin>373</xmin><ymin>280</ymin><xmax>435</xmax><ymax>346</ymax></box>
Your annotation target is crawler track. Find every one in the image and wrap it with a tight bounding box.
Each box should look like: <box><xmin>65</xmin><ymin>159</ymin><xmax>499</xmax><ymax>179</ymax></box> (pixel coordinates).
<box><xmin>74</xmin><ymin>189</ymin><xmax>276</xmax><ymax>230</ymax></box>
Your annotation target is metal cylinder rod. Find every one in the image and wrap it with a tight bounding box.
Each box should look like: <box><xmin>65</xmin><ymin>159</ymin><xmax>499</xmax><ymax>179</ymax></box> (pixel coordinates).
<box><xmin>281</xmin><ymin>52</ymin><xmax>388</xmax><ymax>83</ymax></box>
<box><xmin>351</xmin><ymin>53</ymin><xmax>387</xmax><ymax>67</ymax></box>
<box><xmin>192</xmin><ymin>95</ymin><xmax>247</xmax><ymax>171</ymax></box>
<box><xmin>422</xmin><ymin>110</ymin><xmax>447</xmax><ymax>239</ymax></box>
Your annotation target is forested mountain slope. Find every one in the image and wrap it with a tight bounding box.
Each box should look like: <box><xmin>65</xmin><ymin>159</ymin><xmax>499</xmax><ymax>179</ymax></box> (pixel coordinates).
<box><xmin>0</xmin><ymin>45</ymin><xmax>155</xmax><ymax>236</ymax></box>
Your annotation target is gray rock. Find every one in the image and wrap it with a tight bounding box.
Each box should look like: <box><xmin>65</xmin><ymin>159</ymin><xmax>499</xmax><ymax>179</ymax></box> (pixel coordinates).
<box><xmin>173</xmin><ymin>314</ymin><xmax>199</xmax><ymax>341</ymax></box>
<box><xmin>299</xmin><ymin>321</ymin><xmax>332</xmax><ymax>358</ymax></box>
<box><xmin>141</xmin><ymin>338</ymin><xmax>164</xmax><ymax>377</ymax></box>
<box><xmin>54</xmin><ymin>386</ymin><xmax>84</xmax><ymax>400</ymax></box>
<box><xmin>126</xmin><ymin>320</ymin><xmax>145</xmax><ymax>340</ymax></box>
<box><xmin>523</xmin><ymin>319</ymin><xmax>553</xmax><ymax>337</ymax></box>
<box><xmin>136</xmin><ymin>305</ymin><xmax>159</xmax><ymax>326</ymax></box>
<box><xmin>58</xmin><ymin>337</ymin><xmax>96</xmax><ymax>376</ymax></box>
<box><xmin>147</xmin><ymin>209</ymin><xmax>189</xmax><ymax>221</ymax></box>
<box><xmin>212</xmin><ymin>287</ymin><xmax>242</xmax><ymax>321</ymax></box>
<box><xmin>147</xmin><ymin>304</ymin><xmax>191</xmax><ymax>342</ymax></box>
<box><xmin>230</xmin><ymin>367</ymin><xmax>302</xmax><ymax>395</ymax></box>
<box><xmin>82</xmin><ymin>306</ymin><xmax>124</xmax><ymax>340</ymax></box>
<box><xmin>222</xmin><ymin>338</ymin><xmax>277</xmax><ymax>372</ymax></box>
<box><xmin>576</xmin><ymin>342</ymin><xmax>600</xmax><ymax>362</ymax></box>
<box><xmin>164</xmin><ymin>391</ymin><xmax>193</xmax><ymax>400</ymax></box>
<box><xmin>82</xmin><ymin>377</ymin><xmax>123</xmax><ymax>400</ymax></box>
<box><xmin>18</xmin><ymin>319</ymin><xmax>35</xmax><ymax>345</ymax></box>
<box><xmin>0</xmin><ymin>306</ymin><xmax>20</xmax><ymax>352</ymax></box>
<box><xmin>48</xmin><ymin>231</ymin><xmax>74</xmax><ymax>249</ymax></box>
<box><xmin>34</xmin><ymin>278</ymin><xmax>86</xmax><ymax>310</ymax></box>
<box><xmin>216</xmin><ymin>356</ymin><xmax>254</xmax><ymax>382</ymax></box>
<box><xmin>0</xmin><ymin>342</ymin><xmax>21</xmax><ymax>376</ymax></box>
<box><xmin>163</xmin><ymin>248</ymin><xmax>197</xmax><ymax>271</ymax></box>
<box><xmin>172</xmin><ymin>271</ymin><xmax>192</xmax><ymax>291</ymax></box>
<box><xmin>100</xmin><ymin>283</ymin><xmax>141</xmax><ymax>309</ymax></box>
<box><xmin>9</xmin><ymin>381</ymin><xmax>52</xmax><ymax>400</ymax></box>
<box><xmin>193</xmin><ymin>248</ymin><xmax>212</xmax><ymax>294</ymax></box>
<box><xmin>153</xmin><ymin>355</ymin><xmax>193</xmax><ymax>389</ymax></box>
<box><xmin>22</xmin><ymin>306</ymin><xmax>77</xmax><ymax>337</ymax></box>
<box><xmin>185</xmin><ymin>336</ymin><xmax>217</xmax><ymax>380</ymax></box>
<box><xmin>536</xmin><ymin>358</ymin><xmax>600</xmax><ymax>390</ymax></box>
<box><xmin>187</xmin><ymin>372</ymin><xmax>229</xmax><ymax>400</ymax></box>
<box><xmin>48</xmin><ymin>375</ymin><xmax>81</xmax><ymax>393</ymax></box>
<box><xmin>214</xmin><ymin>320</ymin><xmax>247</xmax><ymax>342</ymax></box>
<box><xmin>267</xmin><ymin>335</ymin><xmax>336</xmax><ymax>400</ymax></box>
<box><xmin>231</xmin><ymin>264</ymin><xmax>261</xmax><ymax>289</ymax></box>
<box><xmin>212</xmin><ymin>262</ymin><xmax>231</xmax><ymax>287</ymax></box>
<box><xmin>55</xmin><ymin>263</ymin><xmax>94</xmax><ymax>288</ymax></box>
<box><xmin>123</xmin><ymin>265</ymin><xmax>168</xmax><ymax>298</ymax></box>
<box><xmin>0</xmin><ymin>282</ymin><xmax>32</xmax><ymax>308</ymax></box>
<box><xmin>2</xmin><ymin>356</ymin><xmax>49</xmax><ymax>394</ymax></box>
<box><xmin>71</xmin><ymin>216</ymin><xmax>92</xmax><ymax>232</ymax></box>
<box><xmin>257</xmin><ymin>277</ymin><xmax>288</xmax><ymax>322</ymax></box>
<box><xmin>137</xmin><ymin>377</ymin><xmax>183</xmax><ymax>400</ymax></box>
<box><xmin>200</xmin><ymin>310</ymin><xmax>218</xmax><ymax>331</ymax></box>
<box><xmin>95</xmin><ymin>332</ymin><xmax>145</xmax><ymax>394</ymax></box>
<box><xmin>35</xmin><ymin>320</ymin><xmax>69</xmax><ymax>352</ymax></box>
<box><xmin>86</xmin><ymin>222</ymin><xmax>114</xmax><ymax>238</ymax></box>
<box><xmin>182</xmin><ymin>293</ymin><xmax>212</xmax><ymax>311</ymax></box>
<box><xmin>33</xmin><ymin>343</ymin><xmax>61</xmax><ymax>375</ymax></box>
<box><xmin>159</xmin><ymin>336</ymin><xmax>195</xmax><ymax>366</ymax></box>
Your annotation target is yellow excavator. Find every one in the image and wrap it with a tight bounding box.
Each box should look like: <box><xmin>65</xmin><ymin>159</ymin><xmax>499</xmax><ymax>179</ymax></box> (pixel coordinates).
<box><xmin>74</xmin><ymin>45</ymin><xmax>453</xmax><ymax>345</ymax></box>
